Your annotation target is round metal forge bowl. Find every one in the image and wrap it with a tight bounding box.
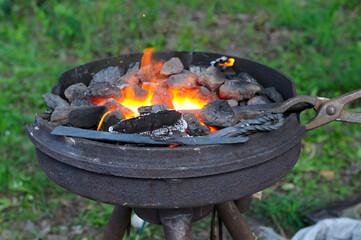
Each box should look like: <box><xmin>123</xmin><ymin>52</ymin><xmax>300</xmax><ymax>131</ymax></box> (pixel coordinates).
<box><xmin>26</xmin><ymin>51</ymin><xmax>306</xmax><ymax>209</ymax></box>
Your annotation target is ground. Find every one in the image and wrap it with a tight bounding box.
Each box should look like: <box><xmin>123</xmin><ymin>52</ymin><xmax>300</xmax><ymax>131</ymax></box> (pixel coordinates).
<box><xmin>1</xmin><ymin>0</ymin><xmax>361</xmax><ymax>239</ymax></box>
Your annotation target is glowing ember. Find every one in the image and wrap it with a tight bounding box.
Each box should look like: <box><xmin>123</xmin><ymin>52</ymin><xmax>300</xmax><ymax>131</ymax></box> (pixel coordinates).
<box><xmin>97</xmin><ymin>111</ymin><xmax>112</xmax><ymax>131</ymax></box>
<box><xmin>94</xmin><ymin>48</ymin><xmax>231</xmax><ymax>133</ymax></box>
<box><xmin>218</xmin><ymin>58</ymin><xmax>235</xmax><ymax>67</ymax></box>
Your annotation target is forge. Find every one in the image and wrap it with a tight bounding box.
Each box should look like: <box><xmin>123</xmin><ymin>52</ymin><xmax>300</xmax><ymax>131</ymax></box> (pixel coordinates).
<box><xmin>26</xmin><ymin>50</ymin><xmax>361</xmax><ymax>239</ymax></box>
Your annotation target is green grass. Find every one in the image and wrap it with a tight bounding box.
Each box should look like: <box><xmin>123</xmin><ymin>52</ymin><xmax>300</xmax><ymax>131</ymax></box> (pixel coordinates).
<box><xmin>1</xmin><ymin>0</ymin><xmax>360</xmax><ymax>239</ymax></box>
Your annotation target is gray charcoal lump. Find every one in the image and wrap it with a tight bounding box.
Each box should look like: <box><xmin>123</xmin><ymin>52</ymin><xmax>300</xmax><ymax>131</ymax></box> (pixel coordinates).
<box><xmin>247</xmin><ymin>95</ymin><xmax>272</xmax><ymax>105</ymax></box>
<box><xmin>97</xmin><ymin>98</ymin><xmax>134</xmax><ymax>117</ymax></box>
<box><xmin>92</xmin><ymin>66</ymin><xmax>125</xmax><ymax>85</ymax></box>
<box><xmin>64</xmin><ymin>83</ymin><xmax>87</xmax><ymax>102</ymax></box>
<box><xmin>165</xmin><ymin>72</ymin><xmax>197</xmax><ymax>89</ymax></box>
<box><xmin>50</xmin><ymin>106</ymin><xmax>76</xmax><ymax>126</ymax></box>
<box><xmin>219</xmin><ymin>80</ymin><xmax>261</xmax><ymax>101</ymax></box>
<box><xmin>197</xmin><ymin>66</ymin><xmax>226</xmax><ymax>91</ymax></box>
<box><xmin>88</xmin><ymin>82</ymin><xmax>121</xmax><ymax>98</ymax></box>
<box><xmin>260</xmin><ymin>87</ymin><xmax>284</xmax><ymax>103</ymax></box>
<box><xmin>126</xmin><ymin>62</ymin><xmax>140</xmax><ymax>74</ymax></box>
<box><xmin>138</xmin><ymin>104</ymin><xmax>169</xmax><ymax>114</ymax></box>
<box><xmin>43</xmin><ymin>93</ymin><xmax>70</xmax><ymax>110</ymax></box>
<box><xmin>69</xmin><ymin>106</ymin><xmax>108</xmax><ymax>129</ymax></box>
<box><xmin>198</xmin><ymin>100</ymin><xmax>236</xmax><ymax>128</ymax></box>
<box><xmin>161</xmin><ymin>57</ymin><xmax>184</xmax><ymax>75</ymax></box>
<box><xmin>182</xmin><ymin>112</ymin><xmax>208</xmax><ymax>136</ymax></box>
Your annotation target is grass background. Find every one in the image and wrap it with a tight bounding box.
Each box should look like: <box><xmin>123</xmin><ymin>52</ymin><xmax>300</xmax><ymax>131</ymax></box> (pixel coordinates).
<box><xmin>1</xmin><ymin>0</ymin><xmax>360</xmax><ymax>239</ymax></box>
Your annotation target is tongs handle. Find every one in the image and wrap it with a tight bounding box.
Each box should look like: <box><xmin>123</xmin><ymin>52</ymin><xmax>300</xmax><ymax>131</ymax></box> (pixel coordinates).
<box><xmin>305</xmin><ymin>89</ymin><xmax>361</xmax><ymax>130</ymax></box>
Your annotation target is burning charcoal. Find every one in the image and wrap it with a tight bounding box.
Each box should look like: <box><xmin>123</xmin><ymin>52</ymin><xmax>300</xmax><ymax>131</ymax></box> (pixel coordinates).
<box><xmin>227</xmin><ymin>99</ymin><xmax>239</xmax><ymax>107</ymax></box>
<box><xmin>165</xmin><ymin>72</ymin><xmax>197</xmax><ymax>89</ymax></box>
<box><xmin>98</xmin><ymin>98</ymin><xmax>134</xmax><ymax>117</ymax></box>
<box><xmin>197</xmin><ymin>66</ymin><xmax>226</xmax><ymax>91</ymax></box>
<box><xmin>50</xmin><ymin>106</ymin><xmax>76</xmax><ymax>126</ymax></box>
<box><xmin>160</xmin><ymin>57</ymin><xmax>184</xmax><ymax>75</ymax></box>
<box><xmin>92</xmin><ymin>66</ymin><xmax>124</xmax><ymax>85</ymax></box>
<box><xmin>69</xmin><ymin>106</ymin><xmax>108</xmax><ymax>129</ymax></box>
<box><xmin>112</xmin><ymin>110</ymin><xmax>182</xmax><ymax>133</ymax></box>
<box><xmin>88</xmin><ymin>82</ymin><xmax>121</xmax><ymax>98</ymax></box>
<box><xmin>198</xmin><ymin>100</ymin><xmax>236</xmax><ymax>128</ymax></box>
<box><xmin>219</xmin><ymin>80</ymin><xmax>261</xmax><ymax>101</ymax></box>
<box><xmin>151</xmin><ymin>86</ymin><xmax>174</xmax><ymax>109</ymax></box>
<box><xmin>64</xmin><ymin>83</ymin><xmax>87</xmax><ymax>102</ymax></box>
<box><xmin>182</xmin><ymin>112</ymin><xmax>207</xmax><ymax>136</ymax></box>
<box><xmin>260</xmin><ymin>87</ymin><xmax>284</xmax><ymax>103</ymax></box>
<box><xmin>126</xmin><ymin>62</ymin><xmax>140</xmax><ymax>74</ymax></box>
<box><xmin>193</xmin><ymin>86</ymin><xmax>218</xmax><ymax>102</ymax></box>
<box><xmin>247</xmin><ymin>95</ymin><xmax>272</xmax><ymax>105</ymax></box>
<box><xmin>100</xmin><ymin>109</ymin><xmax>125</xmax><ymax>131</ymax></box>
<box><xmin>120</xmin><ymin>72</ymin><xmax>140</xmax><ymax>85</ymax></box>
<box><xmin>235</xmin><ymin>110</ymin><xmax>262</xmax><ymax>121</ymax></box>
<box><xmin>137</xmin><ymin>63</ymin><xmax>165</xmax><ymax>83</ymax></box>
<box><xmin>43</xmin><ymin>93</ymin><xmax>70</xmax><ymax>110</ymax></box>
<box><xmin>138</xmin><ymin>104</ymin><xmax>169</xmax><ymax>114</ymax></box>
<box><xmin>71</xmin><ymin>99</ymin><xmax>93</xmax><ymax>107</ymax></box>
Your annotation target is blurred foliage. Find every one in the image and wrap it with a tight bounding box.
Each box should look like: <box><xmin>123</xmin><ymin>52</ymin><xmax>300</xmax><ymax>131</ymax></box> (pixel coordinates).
<box><xmin>0</xmin><ymin>0</ymin><xmax>360</xmax><ymax>239</ymax></box>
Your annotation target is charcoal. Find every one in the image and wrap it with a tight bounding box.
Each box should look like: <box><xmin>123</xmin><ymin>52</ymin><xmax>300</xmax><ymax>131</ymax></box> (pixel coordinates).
<box><xmin>50</xmin><ymin>107</ymin><xmax>76</xmax><ymax>126</ymax></box>
<box><xmin>98</xmin><ymin>98</ymin><xmax>134</xmax><ymax>116</ymax></box>
<box><xmin>189</xmin><ymin>65</ymin><xmax>206</xmax><ymax>75</ymax></box>
<box><xmin>126</xmin><ymin>62</ymin><xmax>140</xmax><ymax>74</ymax></box>
<box><xmin>247</xmin><ymin>95</ymin><xmax>272</xmax><ymax>105</ymax></box>
<box><xmin>235</xmin><ymin>110</ymin><xmax>262</xmax><ymax>121</ymax></box>
<box><xmin>88</xmin><ymin>82</ymin><xmax>121</xmax><ymax>98</ymax></box>
<box><xmin>260</xmin><ymin>87</ymin><xmax>284</xmax><ymax>103</ymax></box>
<box><xmin>43</xmin><ymin>93</ymin><xmax>70</xmax><ymax>110</ymax></box>
<box><xmin>151</xmin><ymin>86</ymin><xmax>174</xmax><ymax>109</ymax></box>
<box><xmin>64</xmin><ymin>83</ymin><xmax>87</xmax><ymax>102</ymax></box>
<box><xmin>69</xmin><ymin>106</ymin><xmax>108</xmax><ymax>129</ymax></box>
<box><xmin>138</xmin><ymin>104</ymin><xmax>169</xmax><ymax>114</ymax></box>
<box><xmin>112</xmin><ymin>110</ymin><xmax>182</xmax><ymax>133</ymax></box>
<box><xmin>193</xmin><ymin>86</ymin><xmax>218</xmax><ymax>102</ymax></box>
<box><xmin>137</xmin><ymin>64</ymin><xmax>165</xmax><ymax>83</ymax></box>
<box><xmin>227</xmin><ymin>99</ymin><xmax>239</xmax><ymax>107</ymax></box>
<box><xmin>219</xmin><ymin>80</ymin><xmax>261</xmax><ymax>101</ymax></box>
<box><xmin>92</xmin><ymin>66</ymin><xmax>124</xmax><ymax>85</ymax></box>
<box><xmin>119</xmin><ymin>72</ymin><xmax>140</xmax><ymax>85</ymax></box>
<box><xmin>224</xmin><ymin>68</ymin><xmax>237</xmax><ymax>79</ymax></box>
<box><xmin>237</xmin><ymin>72</ymin><xmax>261</xmax><ymax>86</ymax></box>
<box><xmin>37</xmin><ymin>111</ymin><xmax>52</xmax><ymax>121</ymax></box>
<box><xmin>71</xmin><ymin>99</ymin><xmax>93</xmax><ymax>107</ymax></box>
<box><xmin>100</xmin><ymin>109</ymin><xmax>125</xmax><ymax>131</ymax></box>
<box><xmin>165</xmin><ymin>72</ymin><xmax>197</xmax><ymax>89</ymax></box>
<box><xmin>182</xmin><ymin>112</ymin><xmax>207</xmax><ymax>136</ymax></box>
<box><xmin>197</xmin><ymin>66</ymin><xmax>226</xmax><ymax>91</ymax></box>
<box><xmin>160</xmin><ymin>57</ymin><xmax>184</xmax><ymax>75</ymax></box>
<box><xmin>198</xmin><ymin>100</ymin><xmax>236</xmax><ymax>128</ymax></box>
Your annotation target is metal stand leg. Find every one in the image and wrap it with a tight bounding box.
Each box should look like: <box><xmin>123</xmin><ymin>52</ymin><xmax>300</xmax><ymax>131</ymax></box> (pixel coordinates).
<box><xmin>102</xmin><ymin>206</ymin><xmax>132</xmax><ymax>240</ymax></box>
<box><xmin>159</xmin><ymin>209</ymin><xmax>193</xmax><ymax>240</ymax></box>
<box><xmin>216</xmin><ymin>201</ymin><xmax>255</xmax><ymax>240</ymax></box>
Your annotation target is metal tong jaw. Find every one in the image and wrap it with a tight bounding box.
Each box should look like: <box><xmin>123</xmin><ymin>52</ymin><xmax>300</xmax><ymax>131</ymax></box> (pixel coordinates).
<box><xmin>271</xmin><ymin>89</ymin><xmax>361</xmax><ymax>130</ymax></box>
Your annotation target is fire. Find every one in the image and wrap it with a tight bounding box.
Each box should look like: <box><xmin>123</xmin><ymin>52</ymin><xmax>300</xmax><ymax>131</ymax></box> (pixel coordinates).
<box><xmin>218</xmin><ymin>58</ymin><xmax>235</xmax><ymax>67</ymax></box>
<box><xmin>95</xmin><ymin>48</ymin><xmax>220</xmax><ymax>133</ymax></box>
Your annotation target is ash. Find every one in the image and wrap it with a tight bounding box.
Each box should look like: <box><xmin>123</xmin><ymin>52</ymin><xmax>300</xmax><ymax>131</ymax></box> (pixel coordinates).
<box><xmin>140</xmin><ymin>117</ymin><xmax>188</xmax><ymax>137</ymax></box>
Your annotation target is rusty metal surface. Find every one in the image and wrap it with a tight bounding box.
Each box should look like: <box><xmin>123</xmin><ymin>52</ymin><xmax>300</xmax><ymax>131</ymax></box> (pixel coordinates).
<box><xmin>159</xmin><ymin>209</ymin><xmax>193</xmax><ymax>240</ymax></box>
<box><xmin>216</xmin><ymin>201</ymin><xmax>255</xmax><ymax>240</ymax></box>
<box><xmin>134</xmin><ymin>206</ymin><xmax>213</xmax><ymax>225</ymax></box>
<box><xmin>102</xmin><ymin>206</ymin><xmax>131</xmax><ymax>240</ymax></box>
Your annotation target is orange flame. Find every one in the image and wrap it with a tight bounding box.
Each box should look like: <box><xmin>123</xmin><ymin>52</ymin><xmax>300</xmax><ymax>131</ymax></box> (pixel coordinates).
<box><xmin>218</xmin><ymin>58</ymin><xmax>235</xmax><ymax>67</ymax></box>
<box><xmin>93</xmin><ymin>48</ymin><xmax>226</xmax><ymax>135</ymax></box>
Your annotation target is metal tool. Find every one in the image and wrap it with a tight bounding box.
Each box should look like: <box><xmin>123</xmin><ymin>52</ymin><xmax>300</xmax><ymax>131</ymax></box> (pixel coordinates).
<box><xmin>270</xmin><ymin>89</ymin><xmax>361</xmax><ymax>130</ymax></box>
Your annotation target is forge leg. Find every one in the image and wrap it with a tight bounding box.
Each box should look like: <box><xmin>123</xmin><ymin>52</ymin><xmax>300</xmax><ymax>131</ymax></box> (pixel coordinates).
<box><xmin>216</xmin><ymin>201</ymin><xmax>255</xmax><ymax>240</ymax></box>
<box><xmin>102</xmin><ymin>206</ymin><xmax>132</xmax><ymax>240</ymax></box>
<box><xmin>159</xmin><ymin>209</ymin><xmax>193</xmax><ymax>240</ymax></box>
